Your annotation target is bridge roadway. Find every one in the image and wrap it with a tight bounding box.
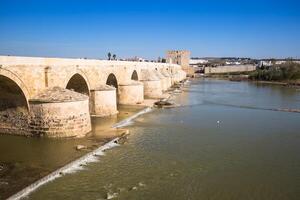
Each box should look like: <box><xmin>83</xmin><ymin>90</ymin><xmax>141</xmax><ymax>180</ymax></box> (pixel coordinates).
<box><xmin>0</xmin><ymin>56</ymin><xmax>186</xmax><ymax>137</ymax></box>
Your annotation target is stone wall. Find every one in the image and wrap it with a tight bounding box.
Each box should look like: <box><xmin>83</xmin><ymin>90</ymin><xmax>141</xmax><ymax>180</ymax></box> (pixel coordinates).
<box><xmin>204</xmin><ymin>65</ymin><xmax>256</xmax><ymax>74</ymax></box>
<box><xmin>0</xmin><ymin>87</ymin><xmax>91</xmax><ymax>138</ymax></box>
<box><xmin>29</xmin><ymin>100</ymin><xmax>91</xmax><ymax>138</ymax></box>
<box><xmin>0</xmin><ymin>108</ymin><xmax>29</xmax><ymax>136</ymax></box>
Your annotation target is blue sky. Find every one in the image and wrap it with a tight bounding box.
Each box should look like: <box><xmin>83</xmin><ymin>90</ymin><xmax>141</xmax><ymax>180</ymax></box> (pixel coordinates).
<box><xmin>0</xmin><ymin>0</ymin><xmax>299</xmax><ymax>59</ymax></box>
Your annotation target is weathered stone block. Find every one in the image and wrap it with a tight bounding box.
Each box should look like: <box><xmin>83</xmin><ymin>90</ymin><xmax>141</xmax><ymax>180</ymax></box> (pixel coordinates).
<box><xmin>118</xmin><ymin>81</ymin><xmax>144</xmax><ymax>105</ymax></box>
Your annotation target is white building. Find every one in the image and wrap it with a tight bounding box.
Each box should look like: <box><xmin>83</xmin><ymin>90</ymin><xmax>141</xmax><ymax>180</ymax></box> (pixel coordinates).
<box><xmin>189</xmin><ymin>59</ymin><xmax>208</xmax><ymax>66</ymax></box>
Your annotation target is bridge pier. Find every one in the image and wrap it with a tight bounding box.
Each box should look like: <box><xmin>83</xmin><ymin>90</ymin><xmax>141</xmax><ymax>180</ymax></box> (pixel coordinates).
<box><xmin>142</xmin><ymin>80</ymin><xmax>163</xmax><ymax>98</ymax></box>
<box><xmin>153</xmin><ymin>70</ymin><xmax>169</xmax><ymax>91</ymax></box>
<box><xmin>161</xmin><ymin>71</ymin><xmax>172</xmax><ymax>90</ymax></box>
<box><xmin>90</xmin><ymin>85</ymin><xmax>118</xmax><ymax>117</ymax></box>
<box><xmin>29</xmin><ymin>87</ymin><xmax>91</xmax><ymax>138</ymax></box>
<box><xmin>118</xmin><ymin>81</ymin><xmax>144</xmax><ymax>105</ymax></box>
<box><xmin>140</xmin><ymin>69</ymin><xmax>163</xmax><ymax>99</ymax></box>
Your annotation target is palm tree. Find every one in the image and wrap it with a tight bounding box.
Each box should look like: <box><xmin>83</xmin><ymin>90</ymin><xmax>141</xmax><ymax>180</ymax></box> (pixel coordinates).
<box><xmin>112</xmin><ymin>54</ymin><xmax>116</xmax><ymax>60</ymax></box>
<box><xmin>108</xmin><ymin>52</ymin><xmax>111</xmax><ymax>60</ymax></box>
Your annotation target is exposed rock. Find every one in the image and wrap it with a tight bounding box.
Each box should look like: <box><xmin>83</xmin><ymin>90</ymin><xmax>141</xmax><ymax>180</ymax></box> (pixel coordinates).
<box><xmin>171</xmin><ymin>84</ymin><xmax>181</xmax><ymax>89</ymax></box>
<box><xmin>130</xmin><ymin>186</ymin><xmax>138</xmax><ymax>191</ymax></box>
<box><xmin>138</xmin><ymin>182</ymin><xmax>146</xmax><ymax>187</ymax></box>
<box><xmin>154</xmin><ymin>100</ymin><xmax>174</xmax><ymax>108</ymax></box>
<box><xmin>122</xmin><ymin>129</ymin><xmax>130</xmax><ymax>136</ymax></box>
<box><xmin>106</xmin><ymin>192</ymin><xmax>118</xmax><ymax>199</ymax></box>
<box><xmin>0</xmin><ymin>181</ymin><xmax>8</xmax><ymax>186</ymax></box>
<box><xmin>117</xmin><ymin>129</ymin><xmax>130</xmax><ymax>144</ymax></box>
<box><xmin>173</xmin><ymin>89</ymin><xmax>182</xmax><ymax>93</ymax></box>
<box><xmin>117</xmin><ymin>187</ymin><xmax>126</xmax><ymax>192</ymax></box>
<box><xmin>75</xmin><ymin>145</ymin><xmax>87</xmax><ymax>150</ymax></box>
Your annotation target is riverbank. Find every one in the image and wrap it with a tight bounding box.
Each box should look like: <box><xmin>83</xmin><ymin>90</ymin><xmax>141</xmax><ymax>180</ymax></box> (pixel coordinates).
<box><xmin>250</xmin><ymin>80</ymin><xmax>300</xmax><ymax>88</ymax></box>
<box><xmin>248</xmin><ymin>62</ymin><xmax>300</xmax><ymax>88</ymax></box>
<box><xmin>204</xmin><ymin>73</ymin><xmax>300</xmax><ymax>88</ymax></box>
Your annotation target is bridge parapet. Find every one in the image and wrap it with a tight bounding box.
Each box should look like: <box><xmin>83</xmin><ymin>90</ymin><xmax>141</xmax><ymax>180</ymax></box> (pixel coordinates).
<box><xmin>0</xmin><ymin>56</ymin><xmax>183</xmax><ymax>98</ymax></box>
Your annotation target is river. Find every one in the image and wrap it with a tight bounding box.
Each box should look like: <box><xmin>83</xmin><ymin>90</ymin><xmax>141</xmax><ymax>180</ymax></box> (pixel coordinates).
<box><xmin>3</xmin><ymin>78</ymin><xmax>300</xmax><ymax>200</ymax></box>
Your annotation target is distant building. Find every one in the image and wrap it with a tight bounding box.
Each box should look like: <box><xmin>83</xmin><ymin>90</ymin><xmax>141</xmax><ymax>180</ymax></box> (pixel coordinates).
<box><xmin>189</xmin><ymin>58</ymin><xmax>209</xmax><ymax>74</ymax></box>
<box><xmin>258</xmin><ymin>59</ymin><xmax>300</xmax><ymax>68</ymax></box>
<box><xmin>166</xmin><ymin>50</ymin><xmax>193</xmax><ymax>75</ymax></box>
<box><xmin>190</xmin><ymin>58</ymin><xmax>208</xmax><ymax>66</ymax></box>
<box><xmin>225</xmin><ymin>61</ymin><xmax>241</xmax><ymax>65</ymax></box>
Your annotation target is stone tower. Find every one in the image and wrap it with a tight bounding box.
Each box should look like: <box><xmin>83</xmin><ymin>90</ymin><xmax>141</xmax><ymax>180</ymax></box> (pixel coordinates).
<box><xmin>166</xmin><ymin>50</ymin><xmax>193</xmax><ymax>75</ymax></box>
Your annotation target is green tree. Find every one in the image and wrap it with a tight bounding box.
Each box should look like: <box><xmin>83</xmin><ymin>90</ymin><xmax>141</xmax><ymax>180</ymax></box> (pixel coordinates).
<box><xmin>112</xmin><ymin>54</ymin><xmax>116</xmax><ymax>60</ymax></box>
<box><xmin>108</xmin><ymin>52</ymin><xmax>111</xmax><ymax>60</ymax></box>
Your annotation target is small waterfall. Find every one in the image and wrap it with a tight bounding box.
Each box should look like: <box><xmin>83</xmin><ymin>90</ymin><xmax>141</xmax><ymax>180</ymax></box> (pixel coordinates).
<box><xmin>7</xmin><ymin>138</ymin><xmax>120</xmax><ymax>200</ymax></box>
<box><xmin>112</xmin><ymin>107</ymin><xmax>153</xmax><ymax>128</ymax></box>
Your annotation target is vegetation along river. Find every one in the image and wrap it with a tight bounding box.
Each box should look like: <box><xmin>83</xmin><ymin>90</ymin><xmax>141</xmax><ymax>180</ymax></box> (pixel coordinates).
<box><xmin>4</xmin><ymin>78</ymin><xmax>300</xmax><ymax>200</ymax></box>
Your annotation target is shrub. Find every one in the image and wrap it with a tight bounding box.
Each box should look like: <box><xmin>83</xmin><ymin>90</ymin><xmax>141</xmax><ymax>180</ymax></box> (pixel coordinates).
<box><xmin>249</xmin><ymin>62</ymin><xmax>300</xmax><ymax>81</ymax></box>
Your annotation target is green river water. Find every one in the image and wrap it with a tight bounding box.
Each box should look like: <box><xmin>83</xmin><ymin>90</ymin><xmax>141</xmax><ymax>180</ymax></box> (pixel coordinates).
<box><xmin>1</xmin><ymin>78</ymin><xmax>300</xmax><ymax>200</ymax></box>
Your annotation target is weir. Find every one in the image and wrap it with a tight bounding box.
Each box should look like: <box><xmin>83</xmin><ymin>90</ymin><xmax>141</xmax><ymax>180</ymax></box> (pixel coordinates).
<box><xmin>0</xmin><ymin>56</ymin><xmax>187</xmax><ymax>137</ymax></box>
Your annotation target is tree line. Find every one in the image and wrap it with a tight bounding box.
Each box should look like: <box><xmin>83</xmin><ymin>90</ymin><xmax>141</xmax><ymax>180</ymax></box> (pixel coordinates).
<box><xmin>249</xmin><ymin>62</ymin><xmax>300</xmax><ymax>81</ymax></box>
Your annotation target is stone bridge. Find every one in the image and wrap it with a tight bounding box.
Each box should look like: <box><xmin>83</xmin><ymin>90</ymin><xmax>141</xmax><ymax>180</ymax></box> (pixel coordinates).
<box><xmin>0</xmin><ymin>56</ymin><xmax>186</xmax><ymax>137</ymax></box>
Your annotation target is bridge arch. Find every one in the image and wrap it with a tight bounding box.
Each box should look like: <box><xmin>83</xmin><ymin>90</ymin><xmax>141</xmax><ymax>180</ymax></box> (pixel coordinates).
<box><xmin>66</xmin><ymin>72</ymin><xmax>90</xmax><ymax>96</ymax></box>
<box><xmin>0</xmin><ymin>69</ymin><xmax>30</xmax><ymax>111</ymax></box>
<box><xmin>106</xmin><ymin>73</ymin><xmax>118</xmax><ymax>88</ymax></box>
<box><xmin>131</xmin><ymin>70</ymin><xmax>139</xmax><ymax>81</ymax></box>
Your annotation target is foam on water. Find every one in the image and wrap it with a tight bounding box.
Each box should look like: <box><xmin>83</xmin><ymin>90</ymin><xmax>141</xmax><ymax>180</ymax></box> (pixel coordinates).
<box><xmin>112</xmin><ymin>107</ymin><xmax>153</xmax><ymax>128</ymax></box>
<box><xmin>7</xmin><ymin>138</ymin><xmax>120</xmax><ymax>200</ymax></box>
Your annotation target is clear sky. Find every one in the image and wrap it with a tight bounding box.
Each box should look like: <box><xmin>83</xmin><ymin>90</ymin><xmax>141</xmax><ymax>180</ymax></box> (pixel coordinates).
<box><xmin>0</xmin><ymin>0</ymin><xmax>299</xmax><ymax>59</ymax></box>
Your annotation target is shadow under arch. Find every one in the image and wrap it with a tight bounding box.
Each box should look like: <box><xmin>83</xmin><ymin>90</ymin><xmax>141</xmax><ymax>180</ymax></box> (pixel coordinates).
<box><xmin>106</xmin><ymin>73</ymin><xmax>119</xmax><ymax>105</ymax></box>
<box><xmin>106</xmin><ymin>73</ymin><xmax>118</xmax><ymax>88</ymax></box>
<box><xmin>66</xmin><ymin>73</ymin><xmax>90</xmax><ymax>96</ymax></box>
<box><xmin>0</xmin><ymin>74</ymin><xmax>29</xmax><ymax>111</ymax></box>
<box><xmin>131</xmin><ymin>70</ymin><xmax>138</xmax><ymax>81</ymax></box>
